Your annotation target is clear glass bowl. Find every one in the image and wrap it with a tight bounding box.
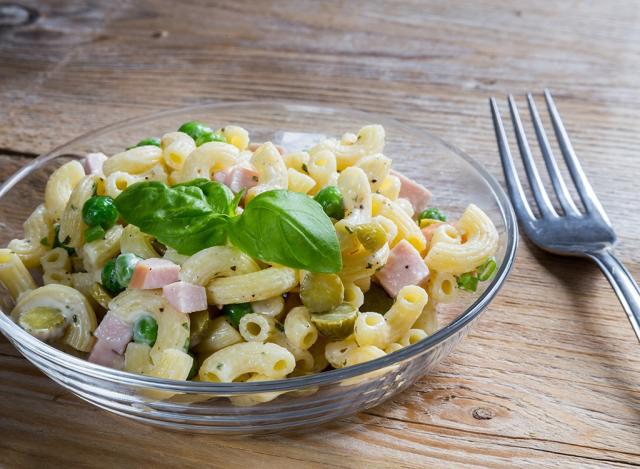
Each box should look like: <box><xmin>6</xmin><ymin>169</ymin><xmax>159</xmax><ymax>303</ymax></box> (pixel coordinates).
<box><xmin>0</xmin><ymin>102</ymin><xmax>517</xmax><ymax>434</ymax></box>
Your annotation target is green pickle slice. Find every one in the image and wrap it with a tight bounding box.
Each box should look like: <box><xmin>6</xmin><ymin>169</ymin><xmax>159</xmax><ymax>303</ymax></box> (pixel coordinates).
<box><xmin>18</xmin><ymin>306</ymin><xmax>67</xmax><ymax>341</ymax></box>
<box><xmin>90</xmin><ymin>282</ymin><xmax>113</xmax><ymax>310</ymax></box>
<box><xmin>311</xmin><ymin>303</ymin><xmax>357</xmax><ymax>339</ymax></box>
<box><xmin>300</xmin><ymin>272</ymin><xmax>344</xmax><ymax>313</ymax></box>
<box><xmin>189</xmin><ymin>309</ymin><xmax>211</xmax><ymax>347</ymax></box>
<box><xmin>355</xmin><ymin>222</ymin><xmax>387</xmax><ymax>252</ymax></box>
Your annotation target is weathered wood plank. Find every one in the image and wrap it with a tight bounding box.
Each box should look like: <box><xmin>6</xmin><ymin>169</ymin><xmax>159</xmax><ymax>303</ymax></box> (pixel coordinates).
<box><xmin>1</xmin><ymin>0</ymin><xmax>640</xmax><ymax>467</ymax></box>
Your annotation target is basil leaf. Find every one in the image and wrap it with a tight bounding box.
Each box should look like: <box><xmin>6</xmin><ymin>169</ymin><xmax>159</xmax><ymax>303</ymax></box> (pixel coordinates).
<box><xmin>173</xmin><ymin>178</ymin><xmax>233</xmax><ymax>214</ymax></box>
<box><xmin>114</xmin><ymin>181</ymin><xmax>229</xmax><ymax>255</ymax></box>
<box><xmin>230</xmin><ymin>188</ymin><xmax>246</xmax><ymax>215</ymax></box>
<box><xmin>228</xmin><ymin>190</ymin><xmax>342</xmax><ymax>273</ymax></box>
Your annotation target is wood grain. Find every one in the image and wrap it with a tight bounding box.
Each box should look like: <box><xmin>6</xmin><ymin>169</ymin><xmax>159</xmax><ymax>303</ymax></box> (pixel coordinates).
<box><xmin>1</xmin><ymin>0</ymin><xmax>640</xmax><ymax>467</ymax></box>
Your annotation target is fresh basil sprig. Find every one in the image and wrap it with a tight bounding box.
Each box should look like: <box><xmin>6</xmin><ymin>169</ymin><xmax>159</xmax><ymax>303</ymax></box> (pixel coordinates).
<box><xmin>114</xmin><ymin>179</ymin><xmax>230</xmax><ymax>255</ymax></box>
<box><xmin>115</xmin><ymin>181</ymin><xmax>342</xmax><ymax>272</ymax></box>
<box><xmin>228</xmin><ymin>190</ymin><xmax>342</xmax><ymax>273</ymax></box>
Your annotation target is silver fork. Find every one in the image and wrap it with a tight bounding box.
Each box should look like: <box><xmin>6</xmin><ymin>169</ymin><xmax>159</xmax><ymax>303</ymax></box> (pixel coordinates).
<box><xmin>490</xmin><ymin>90</ymin><xmax>640</xmax><ymax>342</ymax></box>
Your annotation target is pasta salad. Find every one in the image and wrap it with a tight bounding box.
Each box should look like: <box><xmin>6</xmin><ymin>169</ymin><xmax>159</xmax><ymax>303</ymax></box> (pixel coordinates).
<box><xmin>0</xmin><ymin>122</ymin><xmax>499</xmax><ymax>388</ymax></box>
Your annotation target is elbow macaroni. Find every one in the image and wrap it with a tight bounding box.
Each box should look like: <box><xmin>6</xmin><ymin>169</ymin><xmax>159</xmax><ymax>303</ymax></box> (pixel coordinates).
<box><xmin>425</xmin><ymin>204</ymin><xmax>499</xmax><ymax>274</ymax></box>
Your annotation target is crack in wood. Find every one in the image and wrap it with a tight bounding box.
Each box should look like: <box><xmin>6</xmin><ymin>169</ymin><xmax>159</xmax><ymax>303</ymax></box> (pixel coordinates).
<box><xmin>363</xmin><ymin>411</ymin><xmax>640</xmax><ymax>463</ymax></box>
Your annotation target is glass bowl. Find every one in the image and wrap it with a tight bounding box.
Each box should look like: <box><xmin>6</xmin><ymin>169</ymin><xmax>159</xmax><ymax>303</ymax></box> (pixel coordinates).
<box><xmin>0</xmin><ymin>102</ymin><xmax>517</xmax><ymax>434</ymax></box>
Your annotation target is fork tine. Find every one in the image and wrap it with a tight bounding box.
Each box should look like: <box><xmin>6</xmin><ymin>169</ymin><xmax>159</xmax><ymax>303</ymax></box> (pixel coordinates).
<box><xmin>507</xmin><ymin>95</ymin><xmax>558</xmax><ymax>218</ymax></box>
<box><xmin>526</xmin><ymin>93</ymin><xmax>581</xmax><ymax>217</ymax></box>
<box><xmin>490</xmin><ymin>97</ymin><xmax>536</xmax><ymax>223</ymax></box>
<box><xmin>544</xmin><ymin>89</ymin><xmax>609</xmax><ymax>221</ymax></box>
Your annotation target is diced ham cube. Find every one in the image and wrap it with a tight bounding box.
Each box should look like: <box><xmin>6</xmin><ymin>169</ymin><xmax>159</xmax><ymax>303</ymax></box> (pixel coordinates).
<box><xmin>130</xmin><ymin>258</ymin><xmax>180</xmax><ymax>289</ymax></box>
<box><xmin>421</xmin><ymin>222</ymin><xmax>445</xmax><ymax>243</ymax></box>
<box><xmin>162</xmin><ymin>281</ymin><xmax>208</xmax><ymax>313</ymax></box>
<box><xmin>93</xmin><ymin>311</ymin><xmax>132</xmax><ymax>354</ymax></box>
<box><xmin>225</xmin><ymin>165</ymin><xmax>259</xmax><ymax>193</ymax></box>
<box><xmin>213</xmin><ymin>171</ymin><xmax>227</xmax><ymax>184</ymax></box>
<box><xmin>390</xmin><ymin>169</ymin><xmax>432</xmax><ymax>213</ymax></box>
<box><xmin>375</xmin><ymin>240</ymin><xmax>430</xmax><ymax>297</ymax></box>
<box><xmin>84</xmin><ymin>152</ymin><xmax>108</xmax><ymax>175</ymax></box>
<box><xmin>88</xmin><ymin>339</ymin><xmax>124</xmax><ymax>370</ymax></box>
<box><xmin>213</xmin><ymin>164</ymin><xmax>259</xmax><ymax>194</ymax></box>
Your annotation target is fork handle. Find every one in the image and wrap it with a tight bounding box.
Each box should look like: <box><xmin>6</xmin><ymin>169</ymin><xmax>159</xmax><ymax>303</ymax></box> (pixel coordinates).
<box><xmin>588</xmin><ymin>250</ymin><xmax>640</xmax><ymax>342</ymax></box>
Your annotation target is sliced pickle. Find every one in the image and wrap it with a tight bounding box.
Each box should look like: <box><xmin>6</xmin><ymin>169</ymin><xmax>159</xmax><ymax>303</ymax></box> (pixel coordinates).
<box><xmin>360</xmin><ymin>282</ymin><xmax>394</xmax><ymax>315</ymax></box>
<box><xmin>300</xmin><ymin>273</ymin><xmax>344</xmax><ymax>313</ymax></box>
<box><xmin>18</xmin><ymin>306</ymin><xmax>67</xmax><ymax>342</ymax></box>
<box><xmin>189</xmin><ymin>309</ymin><xmax>211</xmax><ymax>347</ymax></box>
<box><xmin>355</xmin><ymin>222</ymin><xmax>387</xmax><ymax>252</ymax></box>
<box><xmin>311</xmin><ymin>303</ymin><xmax>357</xmax><ymax>339</ymax></box>
<box><xmin>90</xmin><ymin>282</ymin><xmax>112</xmax><ymax>310</ymax></box>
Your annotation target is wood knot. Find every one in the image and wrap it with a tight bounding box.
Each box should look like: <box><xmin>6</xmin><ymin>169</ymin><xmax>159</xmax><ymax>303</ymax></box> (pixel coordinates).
<box><xmin>0</xmin><ymin>3</ymin><xmax>39</xmax><ymax>28</ymax></box>
<box><xmin>472</xmin><ymin>407</ymin><xmax>495</xmax><ymax>420</ymax></box>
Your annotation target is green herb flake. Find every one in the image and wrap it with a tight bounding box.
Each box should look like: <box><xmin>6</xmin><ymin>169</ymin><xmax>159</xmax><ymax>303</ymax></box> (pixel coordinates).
<box><xmin>457</xmin><ymin>272</ymin><xmax>479</xmax><ymax>292</ymax></box>
<box><xmin>477</xmin><ymin>257</ymin><xmax>497</xmax><ymax>282</ymax></box>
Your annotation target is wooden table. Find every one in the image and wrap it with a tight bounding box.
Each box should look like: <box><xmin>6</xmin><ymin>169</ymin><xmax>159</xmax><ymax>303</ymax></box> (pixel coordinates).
<box><xmin>1</xmin><ymin>1</ymin><xmax>639</xmax><ymax>467</ymax></box>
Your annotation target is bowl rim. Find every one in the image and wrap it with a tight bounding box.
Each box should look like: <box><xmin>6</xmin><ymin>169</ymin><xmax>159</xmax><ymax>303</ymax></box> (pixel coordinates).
<box><xmin>0</xmin><ymin>100</ymin><xmax>518</xmax><ymax>394</ymax></box>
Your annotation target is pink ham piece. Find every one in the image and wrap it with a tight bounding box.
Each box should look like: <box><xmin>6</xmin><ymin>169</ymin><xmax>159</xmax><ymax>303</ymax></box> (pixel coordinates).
<box><xmin>390</xmin><ymin>169</ymin><xmax>432</xmax><ymax>213</ymax></box>
<box><xmin>225</xmin><ymin>165</ymin><xmax>259</xmax><ymax>194</ymax></box>
<box><xmin>421</xmin><ymin>222</ymin><xmax>445</xmax><ymax>243</ymax></box>
<box><xmin>83</xmin><ymin>152</ymin><xmax>108</xmax><ymax>175</ymax></box>
<box><xmin>214</xmin><ymin>164</ymin><xmax>259</xmax><ymax>194</ymax></box>
<box><xmin>162</xmin><ymin>281</ymin><xmax>208</xmax><ymax>313</ymax></box>
<box><xmin>88</xmin><ymin>339</ymin><xmax>125</xmax><ymax>370</ymax></box>
<box><xmin>130</xmin><ymin>258</ymin><xmax>180</xmax><ymax>289</ymax></box>
<box><xmin>375</xmin><ymin>239</ymin><xmax>430</xmax><ymax>297</ymax></box>
<box><xmin>93</xmin><ymin>311</ymin><xmax>132</xmax><ymax>354</ymax></box>
<box><xmin>213</xmin><ymin>171</ymin><xmax>227</xmax><ymax>184</ymax></box>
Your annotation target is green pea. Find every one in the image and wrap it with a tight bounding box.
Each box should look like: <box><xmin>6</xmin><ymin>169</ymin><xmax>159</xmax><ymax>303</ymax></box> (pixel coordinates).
<box><xmin>115</xmin><ymin>253</ymin><xmax>142</xmax><ymax>287</ymax></box>
<box><xmin>178</xmin><ymin>121</ymin><xmax>211</xmax><ymax>141</ymax></box>
<box><xmin>127</xmin><ymin>137</ymin><xmax>161</xmax><ymax>150</ymax></box>
<box><xmin>222</xmin><ymin>303</ymin><xmax>253</xmax><ymax>329</ymax></box>
<box><xmin>314</xmin><ymin>186</ymin><xmax>345</xmax><ymax>220</ymax></box>
<box><xmin>133</xmin><ymin>315</ymin><xmax>158</xmax><ymax>347</ymax></box>
<box><xmin>456</xmin><ymin>272</ymin><xmax>478</xmax><ymax>292</ymax></box>
<box><xmin>82</xmin><ymin>196</ymin><xmax>119</xmax><ymax>229</ymax></box>
<box><xmin>477</xmin><ymin>257</ymin><xmax>497</xmax><ymax>282</ymax></box>
<box><xmin>101</xmin><ymin>259</ymin><xmax>124</xmax><ymax>295</ymax></box>
<box><xmin>195</xmin><ymin>131</ymin><xmax>226</xmax><ymax>146</ymax></box>
<box><xmin>418</xmin><ymin>207</ymin><xmax>447</xmax><ymax>223</ymax></box>
<box><xmin>84</xmin><ymin>225</ymin><xmax>106</xmax><ymax>243</ymax></box>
